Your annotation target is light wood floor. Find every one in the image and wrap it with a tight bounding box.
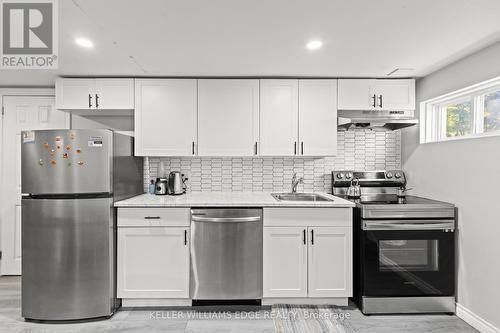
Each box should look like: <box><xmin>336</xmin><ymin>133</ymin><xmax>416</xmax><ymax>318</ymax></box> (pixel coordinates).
<box><xmin>0</xmin><ymin>276</ymin><xmax>476</xmax><ymax>333</ymax></box>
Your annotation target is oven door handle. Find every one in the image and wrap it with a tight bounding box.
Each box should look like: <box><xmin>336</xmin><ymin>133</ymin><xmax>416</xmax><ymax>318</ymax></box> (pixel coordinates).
<box><xmin>363</xmin><ymin>220</ymin><xmax>455</xmax><ymax>231</ymax></box>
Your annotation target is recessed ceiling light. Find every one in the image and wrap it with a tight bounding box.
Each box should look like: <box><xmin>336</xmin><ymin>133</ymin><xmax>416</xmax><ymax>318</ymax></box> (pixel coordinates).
<box><xmin>306</xmin><ymin>40</ymin><xmax>323</xmax><ymax>51</ymax></box>
<box><xmin>75</xmin><ymin>37</ymin><xmax>94</xmax><ymax>48</ymax></box>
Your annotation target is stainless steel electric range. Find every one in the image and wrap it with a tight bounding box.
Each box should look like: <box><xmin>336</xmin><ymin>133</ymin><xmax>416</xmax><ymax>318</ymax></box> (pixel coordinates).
<box><xmin>333</xmin><ymin>170</ymin><xmax>456</xmax><ymax>315</ymax></box>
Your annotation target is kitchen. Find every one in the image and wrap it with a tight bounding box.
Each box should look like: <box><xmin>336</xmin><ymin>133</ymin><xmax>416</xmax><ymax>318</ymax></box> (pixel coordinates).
<box><xmin>1</xmin><ymin>1</ymin><xmax>500</xmax><ymax>333</ymax></box>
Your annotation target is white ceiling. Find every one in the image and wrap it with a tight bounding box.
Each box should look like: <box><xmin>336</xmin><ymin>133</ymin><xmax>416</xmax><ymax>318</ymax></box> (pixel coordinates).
<box><xmin>2</xmin><ymin>0</ymin><xmax>500</xmax><ymax>86</ymax></box>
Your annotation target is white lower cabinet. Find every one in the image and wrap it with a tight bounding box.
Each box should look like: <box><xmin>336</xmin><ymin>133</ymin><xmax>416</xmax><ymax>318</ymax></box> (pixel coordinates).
<box><xmin>308</xmin><ymin>227</ymin><xmax>352</xmax><ymax>297</ymax></box>
<box><xmin>263</xmin><ymin>208</ymin><xmax>352</xmax><ymax>299</ymax></box>
<box><xmin>117</xmin><ymin>227</ymin><xmax>190</xmax><ymax>298</ymax></box>
<box><xmin>263</xmin><ymin>227</ymin><xmax>308</xmax><ymax>297</ymax></box>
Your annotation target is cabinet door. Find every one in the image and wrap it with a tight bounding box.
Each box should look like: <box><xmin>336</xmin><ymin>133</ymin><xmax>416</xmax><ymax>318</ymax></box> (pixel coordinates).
<box><xmin>117</xmin><ymin>227</ymin><xmax>190</xmax><ymax>298</ymax></box>
<box><xmin>198</xmin><ymin>79</ymin><xmax>259</xmax><ymax>156</ymax></box>
<box><xmin>55</xmin><ymin>78</ymin><xmax>95</xmax><ymax>109</ymax></box>
<box><xmin>337</xmin><ymin>79</ymin><xmax>376</xmax><ymax>110</ymax></box>
<box><xmin>95</xmin><ymin>79</ymin><xmax>134</xmax><ymax>109</ymax></box>
<box><xmin>373</xmin><ymin>79</ymin><xmax>415</xmax><ymax>110</ymax></box>
<box><xmin>259</xmin><ymin>80</ymin><xmax>298</xmax><ymax>156</ymax></box>
<box><xmin>263</xmin><ymin>227</ymin><xmax>308</xmax><ymax>298</ymax></box>
<box><xmin>298</xmin><ymin>80</ymin><xmax>337</xmax><ymax>156</ymax></box>
<box><xmin>135</xmin><ymin>79</ymin><xmax>197</xmax><ymax>156</ymax></box>
<box><xmin>308</xmin><ymin>227</ymin><xmax>352</xmax><ymax>298</ymax></box>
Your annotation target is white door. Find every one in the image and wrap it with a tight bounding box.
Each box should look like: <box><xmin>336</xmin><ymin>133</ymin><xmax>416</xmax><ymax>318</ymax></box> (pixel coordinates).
<box><xmin>263</xmin><ymin>227</ymin><xmax>308</xmax><ymax>298</ymax></box>
<box><xmin>135</xmin><ymin>79</ymin><xmax>198</xmax><ymax>156</ymax></box>
<box><xmin>1</xmin><ymin>96</ymin><xmax>68</xmax><ymax>275</ymax></box>
<box><xmin>117</xmin><ymin>227</ymin><xmax>190</xmax><ymax>298</ymax></box>
<box><xmin>337</xmin><ymin>79</ymin><xmax>376</xmax><ymax>110</ymax></box>
<box><xmin>55</xmin><ymin>78</ymin><xmax>95</xmax><ymax>109</ymax></box>
<box><xmin>95</xmin><ymin>79</ymin><xmax>134</xmax><ymax>110</ymax></box>
<box><xmin>259</xmin><ymin>80</ymin><xmax>298</xmax><ymax>156</ymax></box>
<box><xmin>373</xmin><ymin>79</ymin><xmax>415</xmax><ymax>110</ymax></box>
<box><xmin>308</xmin><ymin>227</ymin><xmax>352</xmax><ymax>298</ymax></box>
<box><xmin>298</xmin><ymin>80</ymin><xmax>337</xmax><ymax>156</ymax></box>
<box><xmin>198</xmin><ymin>79</ymin><xmax>259</xmax><ymax>156</ymax></box>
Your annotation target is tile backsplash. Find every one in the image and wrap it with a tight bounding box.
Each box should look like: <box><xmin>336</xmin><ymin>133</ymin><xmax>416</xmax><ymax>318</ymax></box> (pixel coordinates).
<box><xmin>144</xmin><ymin>130</ymin><xmax>401</xmax><ymax>194</ymax></box>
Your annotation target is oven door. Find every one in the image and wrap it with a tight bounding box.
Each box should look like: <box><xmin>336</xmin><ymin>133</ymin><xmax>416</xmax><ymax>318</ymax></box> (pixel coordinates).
<box><xmin>361</xmin><ymin>219</ymin><xmax>455</xmax><ymax>297</ymax></box>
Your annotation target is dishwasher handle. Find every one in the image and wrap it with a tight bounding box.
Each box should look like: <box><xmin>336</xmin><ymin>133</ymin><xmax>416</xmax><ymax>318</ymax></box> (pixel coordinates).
<box><xmin>191</xmin><ymin>216</ymin><xmax>261</xmax><ymax>223</ymax></box>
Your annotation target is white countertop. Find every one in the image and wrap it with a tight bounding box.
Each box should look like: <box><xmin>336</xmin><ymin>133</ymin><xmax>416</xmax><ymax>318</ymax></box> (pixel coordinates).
<box><xmin>114</xmin><ymin>192</ymin><xmax>355</xmax><ymax>208</ymax></box>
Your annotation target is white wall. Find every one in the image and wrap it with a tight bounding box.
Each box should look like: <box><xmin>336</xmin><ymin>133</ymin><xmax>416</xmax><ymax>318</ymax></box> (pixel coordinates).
<box><xmin>402</xmin><ymin>41</ymin><xmax>500</xmax><ymax>330</ymax></box>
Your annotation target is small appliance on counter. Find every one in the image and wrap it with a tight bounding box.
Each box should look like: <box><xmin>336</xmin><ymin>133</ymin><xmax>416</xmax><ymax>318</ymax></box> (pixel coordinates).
<box><xmin>154</xmin><ymin>178</ymin><xmax>168</xmax><ymax>195</ymax></box>
<box><xmin>168</xmin><ymin>171</ymin><xmax>188</xmax><ymax>195</ymax></box>
<box><xmin>333</xmin><ymin>170</ymin><xmax>456</xmax><ymax>315</ymax></box>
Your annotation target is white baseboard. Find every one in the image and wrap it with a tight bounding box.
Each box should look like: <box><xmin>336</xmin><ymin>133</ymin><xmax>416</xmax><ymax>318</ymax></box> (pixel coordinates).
<box><xmin>456</xmin><ymin>303</ymin><xmax>500</xmax><ymax>333</ymax></box>
<box><xmin>121</xmin><ymin>299</ymin><xmax>191</xmax><ymax>307</ymax></box>
<box><xmin>262</xmin><ymin>298</ymin><xmax>348</xmax><ymax>306</ymax></box>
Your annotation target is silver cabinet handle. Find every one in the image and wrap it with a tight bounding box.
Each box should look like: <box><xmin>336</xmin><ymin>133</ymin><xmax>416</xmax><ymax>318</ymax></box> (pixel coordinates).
<box><xmin>192</xmin><ymin>216</ymin><xmax>261</xmax><ymax>223</ymax></box>
<box><xmin>192</xmin><ymin>142</ymin><xmax>196</xmax><ymax>155</ymax></box>
<box><xmin>184</xmin><ymin>229</ymin><xmax>188</xmax><ymax>245</ymax></box>
<box><xmin>303</xmin><ymin>229</ymin><xmax>306</xmax><ymax>245</ymax></box>
<box><xmin>301</xmin><ymin>142</ymin><xmax>304</xmax><ymax>155</ymax></box>
<box><xmin>371</xmin><ymin>94</ymin><xmax>376</xmax><ymax>108</ymax></box>
<box><xmin>378</xmin><ymin>95</ymin><xmax>383</xmax><ymax>108</ymax></box>
<box><xmin>294</xmin><ymin>141</ymin><xmax>297</xmax><ymax>155</ymax></box>
<box><xmin>254</xmin><ymin>142</ymin><xmax>258</xmax><ymax>155</ymax></box>
<box><xmin>144</xmin><ymin>216</ymin><xmax>161</xmax><ymax>220</ymax></box>
<box><xmin>311</xmin><ymin>229</ymin><xmax>314</xmax><ymax>245</ymax></box>
<box><xmin>95</xmin><ymin>94</ymin><xmax>99</xmax><ymax>108</ymax></box>
<box><xmin>88</xmin><ymin>94</ymin><xmax>92</xmax><ymax>108</ymax></box>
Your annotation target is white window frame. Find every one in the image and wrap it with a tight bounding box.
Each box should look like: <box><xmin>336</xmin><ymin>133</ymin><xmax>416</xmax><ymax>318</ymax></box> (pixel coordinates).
<box><xmin>420</xmin><ymin>76</ymin><xmax>500</xmax><ymax>144</ymax></box>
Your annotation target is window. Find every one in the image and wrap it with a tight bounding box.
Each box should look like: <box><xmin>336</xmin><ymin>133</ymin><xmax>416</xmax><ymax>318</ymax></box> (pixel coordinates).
<box><xmin>420</xmin><ymin>77</ymin><xmax>500</xmax><ymax>143</ymax></box>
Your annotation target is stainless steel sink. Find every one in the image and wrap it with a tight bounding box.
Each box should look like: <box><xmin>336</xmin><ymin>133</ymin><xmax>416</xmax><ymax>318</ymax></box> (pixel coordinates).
<box><xmin>271</xmin><ymin>193</ymin><xmax>334</xmax><ymax>202</ymax></box>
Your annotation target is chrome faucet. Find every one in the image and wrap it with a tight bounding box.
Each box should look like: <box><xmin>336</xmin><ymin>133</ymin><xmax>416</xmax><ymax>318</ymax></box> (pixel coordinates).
<box><xmin>291</xmin><ymin>172</ymin><xmax>304</xmax><ymax>193</ymax></box>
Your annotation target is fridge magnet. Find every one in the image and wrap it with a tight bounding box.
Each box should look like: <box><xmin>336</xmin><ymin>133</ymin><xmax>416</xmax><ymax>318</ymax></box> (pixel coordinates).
<box><xmin>22</xmin><ymin>131</ymin><xmax>35</xmax><ymax>143</ymax></box>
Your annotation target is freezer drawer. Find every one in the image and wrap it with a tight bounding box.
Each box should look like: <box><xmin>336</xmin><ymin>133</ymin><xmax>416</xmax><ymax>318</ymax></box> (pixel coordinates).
<box><xmin>190</xmin><ymin>208</ymin><xmax>263</xmax><ymax>300</ymax></box>
<box><xmin>22</xmin><ymin>197</ymin><xmax>115</xmax><ymax>320</ymax></box>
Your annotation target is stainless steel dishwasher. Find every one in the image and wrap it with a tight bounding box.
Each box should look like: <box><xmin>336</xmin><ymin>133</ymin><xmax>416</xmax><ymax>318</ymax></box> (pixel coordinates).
<box><xmin>190</xmin><ymin>208</ymin><xmax>263</xmax><ymax>302</ymax></box>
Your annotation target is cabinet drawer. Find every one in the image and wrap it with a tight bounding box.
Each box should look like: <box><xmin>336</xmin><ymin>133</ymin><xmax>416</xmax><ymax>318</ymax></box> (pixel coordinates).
<box><xmin>118</xmin><ymin>208</ymin><xmax>190</xmax><ymax>227</ymax></box>
<box><xmin>263</xmin><ymin>208</ymin><xmax>352</xmax><ymax>227</ymax></box>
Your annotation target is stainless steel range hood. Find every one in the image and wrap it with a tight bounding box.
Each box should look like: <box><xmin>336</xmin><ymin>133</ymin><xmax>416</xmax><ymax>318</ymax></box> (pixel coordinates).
<box><xmin>337</xmin><ymin>110</ymin><xmax>418</xmax><ymax>131</ymax></box>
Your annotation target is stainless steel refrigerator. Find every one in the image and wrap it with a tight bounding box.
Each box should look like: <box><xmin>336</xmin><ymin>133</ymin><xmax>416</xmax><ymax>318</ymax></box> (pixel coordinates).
<box><xmin>21</xmin><ymin>129</ymin><xmax>143</xmax><ymax>321</ymax></box>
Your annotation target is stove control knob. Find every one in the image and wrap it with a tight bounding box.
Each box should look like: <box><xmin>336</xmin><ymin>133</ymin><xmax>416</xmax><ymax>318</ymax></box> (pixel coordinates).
<box><xmin>345</xmin><ymin>172</ymin><xmax>352</xmax><ymax>179</ymax></box>
<box><xmin>336</xmin><ymin>173</ymin><xmax>344</xmax><ymax>179</ymax></box>
<box><xmin>386</xmin><ymin>172</ymin><xmax>393</xmax><ymax>179</ymax></box>
<box><xmin>395</xmin><ymin>172</ymin><xmax>402</xmax><ymax>179</ymax></box>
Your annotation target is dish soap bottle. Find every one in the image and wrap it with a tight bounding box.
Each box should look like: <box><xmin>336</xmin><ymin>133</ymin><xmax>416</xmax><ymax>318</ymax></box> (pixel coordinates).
<box><xmin>148</xmin><ymin>179</ymin><xmax>155</xmax><ymax>194</ymax></box>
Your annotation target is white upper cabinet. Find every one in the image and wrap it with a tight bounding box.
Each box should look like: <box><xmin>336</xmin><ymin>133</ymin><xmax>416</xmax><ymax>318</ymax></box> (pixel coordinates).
<box><xmin>56</xmin><ymin>79</ymin><xmax>95</xmax><ymax>110</ymax></box>
<box><xmin>56</xmin><ymin>78</ymin><xmax>134</xmax><ymax>110</ymax></box>
<box><xmin>198</xmin><ymin>79</ymin><xmax>259</xmax><ymax>156</ymax></box>
<box><xmin>135</xmin><ymin>79</ymin><xmax>198</xmax><ymax>156</ymax></box>
<box><xmin>260</xmin><ymin>79</ymin><xmax>337</xmax><ymax>157</ymax></box>
<box><xmin>95</xmin><ymin>79</ymin><xmax>134</xmax><ymax>110</ymax></box>
<box><xmin>373</xmin><ymin>79</ymin><xmax>415</xmax><ymax>110</ymax></box>
<box><xmin>338</xmin><ymin>79</ymin><xmax>415</xmax><ymax>111</ymax></box>
<box><xmin>298</xmin><ymin>80</ymin><xmax>337</xmax><ymax>156</ymax></box>
<box><xmin>260</xmin><ymin>80</ymin><xmax>299</xmax><ymax>156</ymax></box>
